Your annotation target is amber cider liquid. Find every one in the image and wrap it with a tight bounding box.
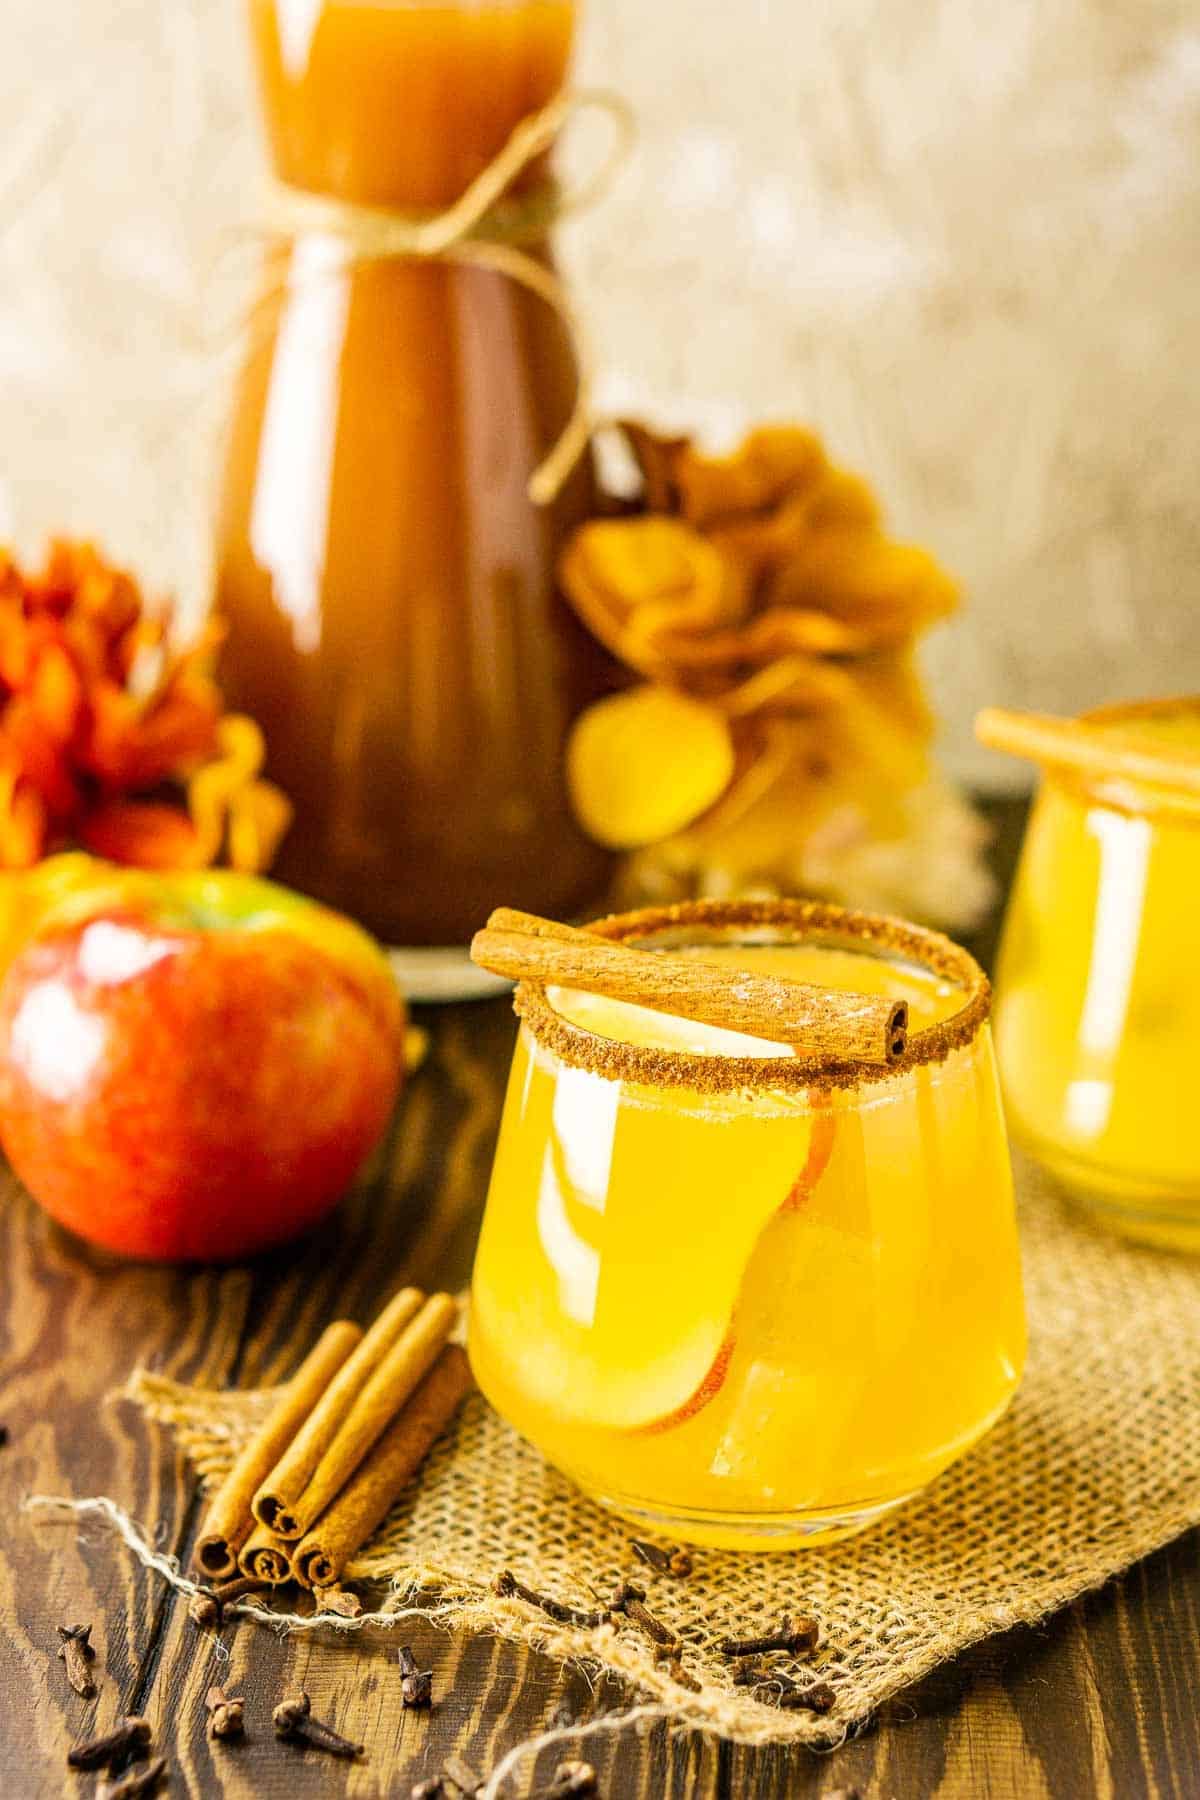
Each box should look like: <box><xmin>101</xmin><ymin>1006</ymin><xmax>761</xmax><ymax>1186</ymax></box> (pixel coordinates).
<box><xmin>214</xmin><ymin>0</ymin><xmax>612</xmax><ymax>944</ymax></box>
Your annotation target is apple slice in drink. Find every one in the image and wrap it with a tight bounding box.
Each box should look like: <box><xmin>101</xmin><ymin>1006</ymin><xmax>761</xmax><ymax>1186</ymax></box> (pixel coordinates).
<box><xmin>471</xmin><ymin>1070</ymin><xmax>841</xmax><ymax>1435</ymax></box>
<box><xmin>627</xmin><ymin>1105</ymin><xmax>840</xmax><ymax>1438</ymax></box>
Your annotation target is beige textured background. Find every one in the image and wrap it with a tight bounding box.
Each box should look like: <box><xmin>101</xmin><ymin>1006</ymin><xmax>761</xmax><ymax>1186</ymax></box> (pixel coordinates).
<box><xmin>1</xmin><ymin>0</ymin><xmax>1197</xmax><ymax>784</ymax></box>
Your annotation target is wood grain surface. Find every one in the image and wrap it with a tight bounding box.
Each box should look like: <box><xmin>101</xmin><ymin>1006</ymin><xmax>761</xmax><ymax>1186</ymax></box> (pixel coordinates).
<box><xmin>1</xmin><ymin>798</ymin><xmax>1198</xmax><ymax>1799</ymax></box>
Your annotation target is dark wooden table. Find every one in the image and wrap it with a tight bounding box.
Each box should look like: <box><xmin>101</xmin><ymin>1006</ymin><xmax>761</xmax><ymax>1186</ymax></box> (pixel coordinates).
<box><xmin>2</xmin><ymin>797</ymin><xmax>1198</xmax><ymax>1799</ymax></box>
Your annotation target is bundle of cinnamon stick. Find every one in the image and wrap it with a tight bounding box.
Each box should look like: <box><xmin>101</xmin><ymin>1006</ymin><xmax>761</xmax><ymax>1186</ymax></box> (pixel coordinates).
<box><xmin>193</xmin><ymin>1288</ymin><xmax>473</xmax><ymax>1593</ymax></box>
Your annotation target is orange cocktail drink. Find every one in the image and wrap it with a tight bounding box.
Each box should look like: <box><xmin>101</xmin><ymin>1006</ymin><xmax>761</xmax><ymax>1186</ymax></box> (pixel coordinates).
<box><xmin>992</xmin><ymin>699</ymin><xmax>1200</xmax><ymax>1249</ymax></box>
<box><xmin>469</xmin><ymin>900</ymin><xmax>1026</xmax><ymax>1550</ymax></box>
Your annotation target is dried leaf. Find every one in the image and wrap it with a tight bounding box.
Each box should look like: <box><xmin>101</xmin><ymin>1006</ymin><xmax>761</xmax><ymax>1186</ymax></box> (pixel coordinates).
<box><xmin>768</xmin><ymin>535</ymin><xmax>959</xmax><ymax>645</ymax></box>
<box><xmin>675</xmin><ymin>427</ymin><xmax>827</xmax><ymax>528</ymax></box>
<box><xmin>620</xmin><ymin>420</ymin><xmax>690</xmax><ymax>512</ymax></box>
<box><xmin>567</xmin><ymin>685</ymin><xmax>736</xmax><ymax>848</ymax></box>
<box><xmin>560</xmin><ymin>518</ymin><xmax>740</xmax><ymax>679</ymax></box>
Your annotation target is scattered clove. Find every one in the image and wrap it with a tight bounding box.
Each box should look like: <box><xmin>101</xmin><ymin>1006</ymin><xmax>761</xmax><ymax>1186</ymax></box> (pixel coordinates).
<box><xmin>531</xmin><ymin>1760</ymin><xmax>598</xmax><ymax>1798</ymax></box>
<box><xmin>187</xmin><ymin>1591</ymin><xmax>220</xmax><ymax>1630</ymax></box>
<box><xmin>314</xmin><ymin>1584</ymin><xmax>363</xmax><ymax>1618</ymax></box>
<box><xmin>273</xmin><ymin>1690</ymin><xmax>364</xmax><ymax>1758</ymax></box>
<box><xmin>398</xmin><ymin>1644</ymin><xmax>433</xmax><ymax>1708</ymax></box>
<box><xmin>730</xmin><ymin>1656</ymin><xmax>771</xmax><ymax>1687</ymax></box>
<box><xmin>67</xmin><ymin>1717</ymin><xmax>152</xmax><ymax>1771</ymax></box>
<box><xmin>442</xmin><ymin>1753</ymin><xmax>485</xmax><ymax>1794</ymax></box>
<box><xmin>57</xmin><ymin>1623</ymin><xmax>98</xmax><ymax>1698</ymax></box>
<box><xmin>608</xmin><ymin>1580</ymin><xmax>679</xmax><ymax>1659</ymax></box>
<box><xmin>98</xmin><ymin>1756</ymin><xmax>167</xmax><ymax>1799</ymax></box>
<box><xmin>761</xmin><ymin>1678</ymin><xmax>836</xmax><ymax>1715</ymax></box>
<box><xmin>717</xmin><ymin>1613</ymin><xmax>819</xmax><ymax>1658</ymax></box>
<box><xmin>206</xmin><ymin>1686</ymin><xmax>245</xmax><ymax>1740</ymax></box>
<box><xmin>188</xmin><ymin>1574</ymin><xmax>267</xmax><ymax>1629</ymax></box>
<box><xmin>665</xmin><ymin>1658</ymin><xmax>702</xmax><ymax>1694</ymax></box>
<box><xmin>493</xmin><ymin>1570</ymin><xmax>609</xmax><ymax>1630</ymax></box>
<box><xmin>628</xmin><ymin>1538</ymin><xmax>692</xmax><ymax>1578</ymax></box>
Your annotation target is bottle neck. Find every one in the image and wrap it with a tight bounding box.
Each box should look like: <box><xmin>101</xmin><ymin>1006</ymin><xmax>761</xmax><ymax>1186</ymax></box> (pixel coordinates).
<box><xmin>249</xmin><ymin>0</ymin><xmax>576</xmax><ymax>210</ymax></box>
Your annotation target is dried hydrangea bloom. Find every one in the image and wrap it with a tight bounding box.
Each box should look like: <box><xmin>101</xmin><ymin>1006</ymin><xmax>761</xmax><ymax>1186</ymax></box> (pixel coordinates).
<box><xmin>557</xmin><ymin>421</ymin><xmax>990</xmax><ymax>929</ymax></box>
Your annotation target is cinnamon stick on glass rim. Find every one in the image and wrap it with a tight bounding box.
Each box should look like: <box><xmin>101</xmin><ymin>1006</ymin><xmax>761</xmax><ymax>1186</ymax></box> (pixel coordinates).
<box><xmin>253</xmin><ymin>1286</ymin><xmax>424</xmax><ymax>1537</ymax></box>
<box><xmin>471</xmin><ymin>909</ymin><xmax>909</xmax><ymax>1067</ymax></box>
<box><xmin>275</xmin><ymin>1292</ymin><xmax>459</xmax><ymax>1542</ymax></box>
<box><xmin>194</xmin><ymin>1320</ymin><xmax>362</xmax><ymax>1580</ymax></box>
<box><xmin>294</xmin><ymin>1346</ymin><xmax>475</xmax><ymax>1590</ymax></box>
<box><xmin>975</xmin><ymin>706</ymin><xmax>1200</xmax><ymax>796</ymax></box>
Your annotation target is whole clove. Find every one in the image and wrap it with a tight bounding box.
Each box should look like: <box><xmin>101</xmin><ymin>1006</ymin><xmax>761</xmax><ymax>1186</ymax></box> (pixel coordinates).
<box><xmin>608</xmin><ymin>1580</ymin><xmax>679</xmax><ymax>1658</ymax></box>
<box><xmin>314</xmin><ymin>1585</ymin><xmax>363</xmax><ymax>1618</ymax></box>
<box><xmin>398</xmin><ymin>1644</ymin><xmax>433</xmax><ymax>1708</ymax></box>
<box><xmin>188</xmin><ymin>1591</ymin><xmax>220</xmax><ymax>1630</ymax></box>
<box><xmin>730</xmin><ymin>1656</ymin><xmax>771</xmax><ymax>1687</ymax></box>
<box><xmin>717</xmin><ymin>1613</ymin><xmax>819</xmax><ymax>1658</ymax></box>
<box><xmin>770</xmin><ymin>1679</ymin><xmax>836</xmax><ymax>1714</ymax></box>
<box><xmin>188</xmin><ymin>1574</ymin><xmax>267</xmax><ymax>1629</ymax></box>
<box><xmin>57</xmin><ymin>1623</ymin><xmax>98</xmax><ymax>1698</ymax></box>
<box><xmin>410</xmin><ymin>1781</ymin><xmax>446</xmax><ymax>1800</ymax></box>
<box><xmin>206</xmin><ymin>1686</ymin><xmax>245</xmax><ymax>1740</ymax></box>
<box><xmin>273</xmin><ymin>1690</ymin><xmax>364</xmax><ymax>1758</ymax></box>
<box><xmin>665</xmin><ymin>1658</ymin><xmax>702</xmax><ymax>1694</ymax></box>
<box><xmin>628</xmin><ymin>1538</ymin><xmax>693</xmax><ymax>1578</ymax></box>
<box><xmin>67</xmin><ymin>1717</ymin><xmax>152</xmax><ymax>1771</ymax></box>
<box><xmin>493</xmin><ymin>1569</ymin><xmax>608</xmax><ymax>1630</ymax></box>
<box><xmin>531</xmin><ymin>1760</ymin><xmax>598</xmax><ymax>1798</ymax></box>
<box><xmin>98</xmin><ymin>1756</ymin><xmax>167</xmax><ymax>1800</ymax></box>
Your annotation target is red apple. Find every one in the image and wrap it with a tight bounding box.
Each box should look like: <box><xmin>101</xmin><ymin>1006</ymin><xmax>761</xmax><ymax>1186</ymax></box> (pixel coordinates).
<box><xmin>0</xmin><ymin>867</ymin><xmax>405</xmax><ymax>1261</ymax></box>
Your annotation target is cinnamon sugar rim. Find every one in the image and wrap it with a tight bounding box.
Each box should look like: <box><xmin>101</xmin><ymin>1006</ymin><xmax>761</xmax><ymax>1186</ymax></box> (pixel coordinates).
<box><xmin>512</xmin><ymin>898</ymin><xmax>991</xmax><ymax>1093</ymax></box>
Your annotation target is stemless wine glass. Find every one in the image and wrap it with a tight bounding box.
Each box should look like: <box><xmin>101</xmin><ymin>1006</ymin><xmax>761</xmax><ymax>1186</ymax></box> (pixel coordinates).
<box><xmin>469</xmin><ymin>899</ymin><xmax>1026</xmax><ymax>1551</ymax></box>
<box><xmin>993</xmin><ymin>697</ymin><xmax>1200</xmax><ymax>1250</ymax></box>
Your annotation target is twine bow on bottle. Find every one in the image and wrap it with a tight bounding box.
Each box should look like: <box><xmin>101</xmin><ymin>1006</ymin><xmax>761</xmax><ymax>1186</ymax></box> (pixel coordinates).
<box><xmin>259</xmin><ymin>88</ymin><xmax>634</xmax><ymax>506</ymax></box>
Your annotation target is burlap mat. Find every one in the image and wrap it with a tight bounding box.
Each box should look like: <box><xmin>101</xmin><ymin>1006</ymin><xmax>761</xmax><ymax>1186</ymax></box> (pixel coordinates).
<box><xmin>129</xmin><ymin>1155</ymin><xmax>1200</xmax><ymax>1748</ymax></box>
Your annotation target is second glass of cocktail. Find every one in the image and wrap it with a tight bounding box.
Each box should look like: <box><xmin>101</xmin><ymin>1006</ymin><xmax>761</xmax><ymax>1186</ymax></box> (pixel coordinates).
<box><xmin>469</xmin><ymin>899</ymin><xmax>1026</xmax><ymax>1550</ymax></box>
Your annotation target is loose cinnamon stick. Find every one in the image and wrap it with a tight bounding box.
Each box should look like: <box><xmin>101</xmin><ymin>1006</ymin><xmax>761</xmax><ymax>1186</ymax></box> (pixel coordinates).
<box><xmin>253</xmin><ymin>1287</ymin><xmax>424</xmax><ymax>1537</ymax></box>
<box><xmin>237</xmin><ymin>1522</ymin><xmax>294</xmax><ymax>1585</ymax></box>
<box><xmin>294</xmin><ymin>1346</ymin><xmax>475</xmax><ymax>1589</ymax></box>
<box><xmin>975</xmin><ymin>706</ymin><xmax>1200</xmax><ymax>797</ymax></box>
<box><xmin>278</xmin><ymin>1293</ymin><xmax>458</xmax><ymax>1541</ymax></box>
<box><xmin>194</xmin><ymin>1320</ymin><xmax>362</xmax><ymax>1579</ymax></box>
<box><xmin>472</xmin><ymin>911</ymin><xmax>908</xmax><ymax>1066</ymax></box>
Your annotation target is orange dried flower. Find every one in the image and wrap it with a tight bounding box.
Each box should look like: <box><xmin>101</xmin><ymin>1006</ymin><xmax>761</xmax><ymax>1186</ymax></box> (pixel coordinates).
<box><xmin>558</xmin><ymin>422</ymin><xmax>990</xmax><ymax>929</ymax></box>
<box><xmin>562</xmin><ymin>422</ymin><xmax>957</xmax><ymax>702</ymax></box>
<box><xmin>0</xmin><ymin>540</ymin><xmax>291</xmax><ymax>873</ymax></box>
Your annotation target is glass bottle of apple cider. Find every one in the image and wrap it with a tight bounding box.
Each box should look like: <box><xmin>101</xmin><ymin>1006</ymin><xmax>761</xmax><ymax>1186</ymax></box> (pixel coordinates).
<box><xmin>214</xmin><ymin>0</ymin><xmax>612</xmax><ymax>961</ymax></box>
